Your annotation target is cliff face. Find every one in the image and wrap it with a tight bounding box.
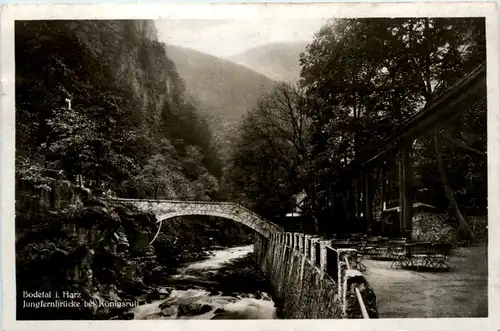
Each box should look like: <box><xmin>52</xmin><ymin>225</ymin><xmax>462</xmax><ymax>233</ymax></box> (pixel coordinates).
<box><xmin>16</xmin><ymin>20</ymin><xmax>220</xmax><ymax>201</ymax></box>
<box><xmin>14</xmin><ymin>20</ymin><xmax>241</xmax><ymax>320</ymax></box>
<box><xmin>68</xmin><ymin>20</ymin><xmax>184</xmax><ymax>129</ymax></box>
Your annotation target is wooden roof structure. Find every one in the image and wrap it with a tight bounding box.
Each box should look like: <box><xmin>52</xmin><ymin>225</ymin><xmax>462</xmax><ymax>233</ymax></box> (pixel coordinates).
<box><xmin>332</xmin><ymin>62</ymin><xmax>487</xmax><ymax>188</ymax></box>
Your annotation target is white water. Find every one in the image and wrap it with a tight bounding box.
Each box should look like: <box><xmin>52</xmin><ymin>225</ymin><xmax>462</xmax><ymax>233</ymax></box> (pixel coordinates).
<box><xmin>130</xmin><ymin>245</ymin><xmax>277</xmax><ymax>320</ymax></box>
<box><xmin>175</xmin><ymin>245</ymin><xmax>254</xmax><ymax>274</ymax></box>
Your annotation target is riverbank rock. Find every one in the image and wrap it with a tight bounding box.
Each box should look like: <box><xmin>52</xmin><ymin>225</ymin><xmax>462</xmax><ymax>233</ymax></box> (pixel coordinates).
<box><xmin>160</xmin><ymin>305</ymin><xmax>178</xmax><ymax>317</ymax></box>
<box><xmin>121</xmin><ymin>312</ymin><xmax>135</xmax><ymax>320</ymax></box>
<box><xmin>146</xmin><ymin>288</ymin><xmax>171</xmax><ymax>301</ymax></box>
<box><xmin>177</xmin><ymin>303</ymin><xmax>213</xmax><ymax>316</ymax></box>
<box><xmin>119</xmin><ymin>276</ymin><xmax>146</xmax><ymax>296</ymax></box>
<box><xmin>16</xmin><ymin>199</ymin><xmax>163</xmax><ymax>320</ymax></box>
<box><xmin>211</xmin><ymin>309</ymin><xmax>248</xmax><ymax>319</ymax></box>
<box><xmin>159</xmin><ymin>300</ymin><xmax>174</xmax><ymax>310</ymax></box>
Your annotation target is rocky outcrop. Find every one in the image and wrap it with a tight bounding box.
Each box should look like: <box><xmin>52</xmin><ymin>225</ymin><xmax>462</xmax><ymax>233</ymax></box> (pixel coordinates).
<box><xmin>16</xmin><ymin>192</ymin><xmax>260</xmax><ymax>320</ymax></box>
<box><xmin>16</xmin><ymin>199</ymin><xmax>168</xmax><ymax>320</ymax></box>
<box><xmin>177</xmin><ymin>303</ymin><xmax>212</xmax><ymax>316</ymax></box>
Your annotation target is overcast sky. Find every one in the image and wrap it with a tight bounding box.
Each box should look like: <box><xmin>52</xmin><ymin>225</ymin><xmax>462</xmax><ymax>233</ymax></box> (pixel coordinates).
<box><xmin>154</xmin><ymin>18</ymin><xmax>330</xmax><ymax>57</ymax></box>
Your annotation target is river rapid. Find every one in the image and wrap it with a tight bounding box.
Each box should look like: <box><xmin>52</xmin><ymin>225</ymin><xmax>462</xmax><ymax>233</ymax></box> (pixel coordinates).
<box><xmin>129</xmin><ymin>245</ymin><xmax>278</xmax><ymax>320</ymax></box>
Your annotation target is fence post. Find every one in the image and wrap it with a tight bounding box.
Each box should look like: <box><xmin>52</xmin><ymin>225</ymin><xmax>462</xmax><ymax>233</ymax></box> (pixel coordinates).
<box><xmin>298</xmin><ymin>233</ymin><xmax>304</xmax><ymax>252</ymax></box>
<box><xmin>304</xmin><ymin>235</ymin><xmax>311</xmax><ymax>258</ymax></box>
<box><xmin>319</xmin><ymin>240</ymin><xmax>330</xmax><ymax>274</ymax></box>
<box><xmin>310</xmin><ymin>238</ymin><xmax>317</xmax><ymax>265</ymax></box>
<box><xmin>337</xmin><ymin>248</ymin><xmax>362</xmax><ymax>317</ymax></box>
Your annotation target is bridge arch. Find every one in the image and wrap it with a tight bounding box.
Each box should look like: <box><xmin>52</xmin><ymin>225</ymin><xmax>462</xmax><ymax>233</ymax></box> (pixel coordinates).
<box><xmin>109</xmin><ymin>198</ymin><xmax>282</xmax><ymax>243</ymax></box>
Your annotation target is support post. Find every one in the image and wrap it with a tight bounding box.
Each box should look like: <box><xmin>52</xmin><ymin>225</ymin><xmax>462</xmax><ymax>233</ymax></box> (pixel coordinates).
<box><xmin>304</xmin><ymin>235</ymin><xmax>311</xmax><ymax>258</ymax></box>
<box><xmin>364</xmin><ymin>171</ymin><xmax>373</xmax><ymax>232</ymax></box>
<box><xmin>319</xmin><ymin>240</ymin><xmax>329</xmax><ymax>274</ymax></box>
<box><xmin>398</xmin><ymin>153</ymin><xmax>404</xmax><ymax>235</ymax></box>
<box><xmin>298</xmin><ymin>233</ymin><xmax>305</xmax><ymax>252</ymax></box>
<box><xmin>380</xmin><ymin>162</ymin><xmax>387</xmax><ymax>235</ymax></box>
<box><xmin>403</xmin><ymin>142</ymin><xmax>413</xmax><ymax>236</ymax></box>
<box><xmin>310</xmin><ymin>238</ymin><xmax>317</xmax><ymax>265</ymax></box>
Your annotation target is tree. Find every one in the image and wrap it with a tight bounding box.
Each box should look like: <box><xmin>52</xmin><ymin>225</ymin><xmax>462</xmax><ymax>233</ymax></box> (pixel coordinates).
<box><xmin>228</xmin><ymin>83</ymin><xmax>313</xmax><ymax>218</ymax></box>
<box><xmin>299</xmin><ymin>18</ymin><xmax>485</xmax><ymax>238</ymax></box>
<box><xmin>16</xmin><ymin>20</ymin><xmax>223</xmax><ymax>204</ymax></box>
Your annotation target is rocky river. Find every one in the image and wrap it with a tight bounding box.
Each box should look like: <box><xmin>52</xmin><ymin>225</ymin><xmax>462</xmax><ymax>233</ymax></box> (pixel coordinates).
<box><xmin>129</xmin><ymin>245</ymin><xmax>279</xmax><ymax>320</ymax></box>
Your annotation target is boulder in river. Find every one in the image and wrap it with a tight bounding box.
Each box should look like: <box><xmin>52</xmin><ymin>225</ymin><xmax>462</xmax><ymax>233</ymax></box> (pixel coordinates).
<box><xmin>177</xmin><ymin>303</ymin><xmax>213</xmax><ymax>316</ymax></box>
<box><xmin>119</xmin><ymin>276</ymin><xmax>146</xmax><ymax>296</ymax></box>
<box><xmin>146</xmin><ymin>289</ymin><xmax>170</xmax><ymax>301</ymax></box>
<box><xmin>211</xmin><ymin>309</ymin><xmax>248</xmax><ymax>319</ymax></box>
<box><xmin>122</xmin><ymin>312</ymin><xmax>135</xmax><ymax>320</ymax></box>
<box><xmin>160</xmin><ymin>305</ymin><xmax>178</xmax><ymax>317</ymax></box>
<box><xmin>159</xmin><ymin>299</ymin><xmax>176</xmax><ymax>309</ymax></box>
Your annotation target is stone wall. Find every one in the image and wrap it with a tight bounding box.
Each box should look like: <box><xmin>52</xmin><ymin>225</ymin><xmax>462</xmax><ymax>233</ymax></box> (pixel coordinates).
<box><xmin>411</xmin><ymin>212</ymin><xmax>456</xmax><ymax>242</ymax></box>
<box><xmin>254</xmin><ymin>232</ymin><xmax>378</xmax><ymax>319</ymax></box>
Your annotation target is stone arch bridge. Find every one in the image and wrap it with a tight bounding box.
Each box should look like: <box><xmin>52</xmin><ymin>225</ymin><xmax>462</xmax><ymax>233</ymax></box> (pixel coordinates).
<box><xmin>108</xmin><ymin>198</ymin><xmax>376</xmax><ymax>318</ymax></box>
<box><xmin>108</xmin><ymin>198</ymin><xmax>283</xmax><ymax>241</ymax></box>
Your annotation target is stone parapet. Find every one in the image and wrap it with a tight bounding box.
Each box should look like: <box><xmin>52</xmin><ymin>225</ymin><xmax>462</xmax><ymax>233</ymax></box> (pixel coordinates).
<box><xmin>255</xmin><ymin>231</ymin><xmax>378</xmax><ymax>319</ymax></box>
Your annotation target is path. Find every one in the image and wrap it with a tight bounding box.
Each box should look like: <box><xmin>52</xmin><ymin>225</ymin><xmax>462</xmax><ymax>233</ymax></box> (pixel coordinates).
<box><xmin>363</xmin><ymin>243</ymin><xmax>487</xmax><ymax>318</ymax></box>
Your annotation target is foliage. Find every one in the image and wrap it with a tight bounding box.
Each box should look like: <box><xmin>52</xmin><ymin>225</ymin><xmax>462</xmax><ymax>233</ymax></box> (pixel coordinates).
<box><xmin>298</xmin><ymin>18</ymin><xmax>486</xmax><ymax>211</ymax></box>
<box><xmin>227</xmin><ymin>83</ymin><xmax>312</xmax><ymax>217</ymax></box>
<box><xmin>15</xmin><ymin>20</ymin><xmax>222</xmax><ymax>202</ymax></box>
<box><xmin>299</xmin><ymin>18</ymin><xmax>485</xmax><ymax>180</ymax></box>
<box><xmin>227</xmin><ymin>18</ymin><xmax>487</xmax><ymax>233</ymax></box>
<box><xmin>16</xmin><ymin>155</ymin><xmax>54</xmax><ymax>192</ymax></box>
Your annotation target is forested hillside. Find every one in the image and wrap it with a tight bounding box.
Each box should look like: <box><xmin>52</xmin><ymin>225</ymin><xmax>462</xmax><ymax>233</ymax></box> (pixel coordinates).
<box><xmin>164</xmin><ymin>44</ymin><xmax>276</xmax><ymax>125</ymax></box>
<box><xmin>16</xmin><ymin>20</ymin><xmax>221</xmax><ymax>201</ymax></box>
<box><xmin>164</xmin><ymin>45</ymin><xmax>276</xmax><ymax>165</ymax></box>
<box><xmin>227</xmin><ymin>41</ymin><xmax>309</xmax><ymax>82</ymax></box>
<box><xmin>15</xmin><ymin>21</ymin><xmax>255</xmax><ymax>320</ymax></box>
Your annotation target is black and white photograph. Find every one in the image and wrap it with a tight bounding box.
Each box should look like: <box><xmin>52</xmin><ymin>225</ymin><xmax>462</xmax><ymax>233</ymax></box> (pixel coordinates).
<box><xmin>2</xmin><ymin>3</ymin><xmax>498</xmax><ymax>329</ymax></box>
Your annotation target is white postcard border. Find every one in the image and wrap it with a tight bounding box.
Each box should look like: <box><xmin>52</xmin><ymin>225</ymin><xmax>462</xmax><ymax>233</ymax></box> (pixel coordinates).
<box><xmin>1</xmin><ymin>3</ymin><xmax>499</xmax><ymax>331</ymax></box>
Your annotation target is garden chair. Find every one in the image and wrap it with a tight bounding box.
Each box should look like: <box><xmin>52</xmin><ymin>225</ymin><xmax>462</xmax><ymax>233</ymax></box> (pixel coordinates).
<box><xmin>428</xmin><ymin>242</ymin><xmax>452</xmax><ymax>271</ymax></box>
<box><xmin>363</xmin><ymin>237</ymin><xmax>379</xmax><ymax>257</ymax></box>
<box><xmin>388</xmin><ymin>239</ymin><xmax>407</xmax><ymax>268</ymax></box>
<box><xmin>331</xmin><ymin>240</ymin><xmax>366</xmax><ymax>272</ymax></box>
<box><xmin>407</xmin><ymin>242</ymin><xmax>432</xmax><ymax>270</ymax></box>
<box><xmin>375</xmin><ymin>238</ymin><xmax>390</xmax><ymax>259</ymax></box>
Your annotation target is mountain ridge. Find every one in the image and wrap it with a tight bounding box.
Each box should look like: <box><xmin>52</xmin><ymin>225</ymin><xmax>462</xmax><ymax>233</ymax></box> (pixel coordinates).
<box><xmin>226</xmin><ymin>41</ymin><xmax>309</xmax><ymax>82</ymax></box>
<box><xmin>165</xmin><ymin>44</ymin><xmax>276</xmax><ymax>124</ymax></box>
<box><xmin>163</xmin><ymin>44</ymin><xmax>278</xmax><ymax>161</ymax></box>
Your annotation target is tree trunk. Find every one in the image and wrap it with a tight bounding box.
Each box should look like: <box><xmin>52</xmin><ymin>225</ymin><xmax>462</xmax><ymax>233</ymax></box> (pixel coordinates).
<box><xmin>365</xmin><ymin>172</ymin><xmax>373</xmax><ymax>232</ymax></box>
<box><xmin>381</xmin><ymin>162</ymin><xmax>388</xmax><ymax>235</ymax></box>
<box><xmin>312</xmin><ymin>215</ymin><xmax>320</xmax><ymax>235</ymax></box>
<box><xmin>433</xmin><ymin>130</ymin><xmax>476</xmax><ymax>240</ymax></box>
<box><xmin>398</xmin><ymin>156</ymin><xmax>404</xmax><ymax>234</ymax></box>
<box><xmin>342</xmin><ymin>187</ymin><xmax>353</xmax><ymax>233</ymax></box>
<box><xmin>381</xmin><ymin>163</ymin><xmax>386</xmax><ymax>206</ymax></box>
<box><xmin>354</xmin><ymin>178</ymin><xmax>360</xmax><ymax>225</ymax></box>
<box><xmin>402</xmin><ymin>142</ymin><xmax>413</xmax><ymax>237</ymax></box>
